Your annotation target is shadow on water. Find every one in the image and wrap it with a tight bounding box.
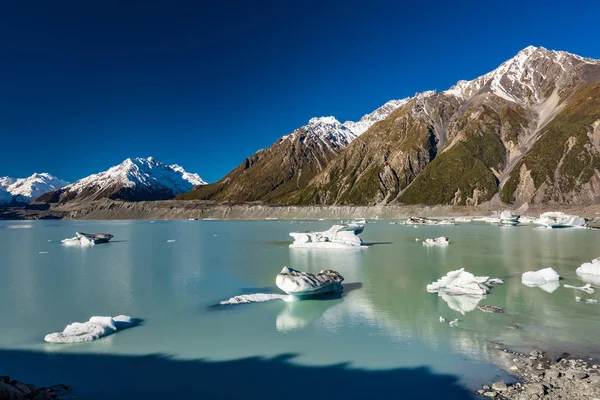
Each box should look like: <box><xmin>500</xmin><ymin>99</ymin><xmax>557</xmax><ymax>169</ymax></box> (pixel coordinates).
<box><xmin>363</xmin><ymin>241</ymin><xmax>394</xmax><ymax>246</ymax></box>
<box><xmin>0</xmin><ymin>349</ymin><xmax>476</xmax><ymax>399</ymax></box>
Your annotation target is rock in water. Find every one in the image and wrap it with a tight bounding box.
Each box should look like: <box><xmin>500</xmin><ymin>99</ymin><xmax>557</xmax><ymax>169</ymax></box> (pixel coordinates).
<box><xmin>276</xmin><ymin>266</ymin><xmax>344</xmax><ymax>296</ymax></box>
<box><xmin>477</xmin><ymin>305</ymin><xmax>504</xmax><ymax>313</ymax></box>
<box><xmin>289</xmin><ymin>224</ymin><xmax>366</xmax><ymax>249</ymax></box>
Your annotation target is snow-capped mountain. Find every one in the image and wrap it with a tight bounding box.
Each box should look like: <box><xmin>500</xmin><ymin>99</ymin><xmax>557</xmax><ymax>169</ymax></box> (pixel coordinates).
<box><xmin>0</xmin><ymin>173</ymin><xmax>68</xmax><ymax>204</ymax></box>
<box><xmin>282</xmin><ymin>98</ymin><xmax>410</xmax><ymax>149</ymax></box>
<box><xmin>37</xmin><ymin>157</ymin><xmax>206</xmax><ymax>203</ymax></box>
<box><xmin>443</xmin><ymin>46</ymin><xmax>600</xmax><ymax>106</ymax></box>
<box><xmin>180</xmin><ymin>99</ymin><xmax>411</xmax><ymax>202</ymax></box>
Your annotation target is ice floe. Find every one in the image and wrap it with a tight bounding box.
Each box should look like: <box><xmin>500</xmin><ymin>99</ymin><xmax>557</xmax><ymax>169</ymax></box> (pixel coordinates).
<box><xmin>422</xmin><ymin>237</ymin><xmax>450</xmax><ymax>246</ymax></box>
<box><xmin>575</xmin><ymin>296</ymin><xmax>598</xmax><ymax>304</ymax></box>
<box><xmin>576</xmin><ymin>257</ymin><xmax>600</xmax><ymax>276</ymax></box>
<box><xmin>289</xmin><ymin>224</ymin><xmax>366</xmax><ymax>249</ymax></box>
<box><xmin>44</xmin><ymin>315</ymin><xmax>135</xmax><ymax>343</ymax></box>
<box><xmin>449</xmin><ymin>319</ymin><xmax>459</xmax><ymax>327</ymax></box>
<box><xmin>404</xmin><ymin>217</ymin><xmax>455</xmax><ymax>225</ymax></box>
<box><xmin>563</xmin><ymin>283</ymin><xmax>594</xmax><ymax>294</ymax></box>
<box><xmin>276</xmin><ymin>266</ymin><xmax>344</xmax><ymax>296</ymax></box>
<box><xmin>219</xmin><ymin>293</ymin><xmax>291</xmax><ymax>305</ymax></box>
<box><xmin>61</xmin><ymin>232</ymin><xmax>113</xmax><ymax>246</ymax></box>
<box><xmin>486</xmin><ymin>278</ymin><xmax>504</xmax><ymax>285</ymax></box>
<box><xmin>500</xmin><ymin>210</ymin><xmax>520</xmax><ymax>225</ymax></box>
<box><xmin>534</xmin><ymin>212</ymin><xmax>587</xmax><ymax>229</ymax></box>
<box><xmin>521</xmin><ymin>268</ymin><xmax>560</xmax><ymax>292</ymax></box>
<box><xmin>427</xmin><ymin>268</ymin><xmax>489</xmax><ymax>296</ymax></box>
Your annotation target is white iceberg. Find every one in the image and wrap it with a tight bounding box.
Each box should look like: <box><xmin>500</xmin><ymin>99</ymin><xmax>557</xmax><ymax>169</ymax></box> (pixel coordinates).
<box><xmin>220</xmin><ymin>293</ymin><xmax>290</xmax><ymax>305</ymax></box>
<box><xmin>486</xmin><ymin>278</ymin><xmax>504</xmax><ymax>285</ymax></box>
<box><xmin>426</xmin><ymin>268</ymin><xmax>489</xmax><ymax>296</ymax></box>
<box><xmin>472</xmin><ymin>216</ymin><xmax>501</xmax><ymax>224</ymax></box>
<box><xmin>454</xmin><ymin>217</ymin><xmax>474</xmax><ymax>223</ymax></box>
<box><xmin>404</xmin><ymin>217</ymin><xmax>454</xmax><ymax>225</ymax></box>
<box><xmin>519</xmin><ymin>216</ymin><xmax>536</xmax><ymax>224</ymax></box>
<box><xmin>575</xmin><ymin>296</ymin><xmax>598</xmax><ymax>304</ymax></box>
<box><xmin>521</xmin><ymin>268</ymin><xmax>560</xmax><ymax>289</ymax></box>
<box><xmin>44</xmin><ymin>315</ymin><xmax>135</xmax><ymax>343</ymax></box>
<box><xmin>534</xmin><ymin>212</ymin><xmax>587</xmax><ymax>229</ymax></box>
<box><xmin>563</xmin><ymin>283</ymin><xmax>594</xmax><ymax>294</ymax></box>
<box><xmin>576</xmin><ymin>257</ymin><xmax>600</xmax><ymax>277</ymax></box>
<box><xmin>275</xmin><ymin>266</ymin><xmax>344</xmax><ymax>296</ymax></box>
<box><xmin>61</xmin><ymin>232</ymin><xmax>113</xmax><ymax>246</ymax></box>
<box><xmin>289</xmin><ymin>224</ymin><xmax>366</xmax><ymax>249</ymax></box>
<box><xmin>423</xmin><ymin>237</ymin><xmax>450</xmax><ymax>246</ymax></box>
<box><xmin>500</xmin><ymin>210</ymin><xmax>520</xmax><ymax>225</ymax></box>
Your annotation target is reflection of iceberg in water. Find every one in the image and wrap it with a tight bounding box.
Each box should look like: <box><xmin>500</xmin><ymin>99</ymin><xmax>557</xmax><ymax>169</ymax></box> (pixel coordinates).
<box><xmin>439</xmin><ymin>292</ymin><xmax>485</xmax><ymax>315</ymax></box>
<box><xmin>276</xmin><ymin>295</ymin><xmax>342</xmax><ymax>332</ymax></box>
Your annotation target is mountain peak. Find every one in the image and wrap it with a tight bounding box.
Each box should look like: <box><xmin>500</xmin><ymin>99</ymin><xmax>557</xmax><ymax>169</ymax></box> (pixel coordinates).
<box><xmin>0</xmin><ymin>172</ymin><xmax>69</xmax><ymax>204</ymax></box>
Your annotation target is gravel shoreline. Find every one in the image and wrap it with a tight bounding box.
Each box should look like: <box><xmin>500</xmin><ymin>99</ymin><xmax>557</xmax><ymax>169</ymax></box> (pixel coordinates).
<box><xmin>477</xmin><ymin>346</ymin><xmax>600</xmax><ymax>399</ymax></box>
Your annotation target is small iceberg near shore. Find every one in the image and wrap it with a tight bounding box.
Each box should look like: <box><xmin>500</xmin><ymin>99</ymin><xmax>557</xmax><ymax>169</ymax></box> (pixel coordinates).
<box><xmin>61</xmin><ymin>232</ymin><xmax>113</xmax><ymax>246</ymax></box>
<box><xmin>289</xmin><ymin>224</ymin><xmax>366</xmax><ymax>249</ymax></box>
<box><xmin>522</xmin><ymin>268</ymin><xmax>560</xmax><ymax>292</ymax></box>
<box><xmin>534</xmin><ymin>212</ymin><xmax>587</xmax><ymax>229</ymax></box>
<box><xmin>276</xmin><ymin>266</ymin><xmax>344</xmax><ymax>297</ymax></box>
<box><xmin>44</xmin><ymin>315</ymin><xmax>136</xmax><ymax>343</ymax></box>
<box><xmin>404</xmin><ymin>217</ymin><xmax>455</xmax><ymax>225</ymax></box>
<box><xmin>500</xmin><ymin>210</ymin><xmax>520</xmax><ymax>225</ymax></box>
<box><xmin>422</xmin><ymin>237</ymin><xmax>449</xmax><ymax>246</ymax></box>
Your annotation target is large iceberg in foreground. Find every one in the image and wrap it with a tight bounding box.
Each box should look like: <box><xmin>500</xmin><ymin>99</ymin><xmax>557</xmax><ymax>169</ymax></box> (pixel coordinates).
<box><xmin>289</xmin><ymin>224</ymin><xmax>366</xmax><ymax>249</ymax></box>
<box><xmin>521</xmin><ymin>268</ymin><xmax>560</xmax><ymax>289</ymax></box>
<box><xmin>534</xmin><ymin>212</ymin><xmax>587</xmax><ymax>229</ymax></box>
<box><xmin>577</xmin><ymin>257</ymin><xmax>600</xmax><ymax>276</ymax></box>
<box><xmin>61</xmin><ymin>232</ymin><xmax>114</xmax><ymax>246</ymax></box>
<box><xmin>44</xmin><ymin>315</ymin><xmax>135</xmax><ymax>343</ymax></box>
<box><xmin>276</xmin><ymin>266</ymin><xmax>344</xmax><ymax>296</ymax></box>
<box><xmin>427</xmin><ymin>268</ymin><xmax>489</xmax><ymax>296</ymax></box>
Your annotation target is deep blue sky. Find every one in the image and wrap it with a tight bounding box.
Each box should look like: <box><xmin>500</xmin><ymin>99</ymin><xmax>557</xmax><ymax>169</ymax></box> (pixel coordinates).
<box><xmin>1</xmin><ymin>0</ymin><xmax>599</xmax><ymax>183</ymax></box>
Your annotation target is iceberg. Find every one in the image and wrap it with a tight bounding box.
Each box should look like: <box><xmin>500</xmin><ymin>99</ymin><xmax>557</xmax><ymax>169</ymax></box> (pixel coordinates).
<box><xmin>404</xmin><ymin>217</ymin><xmax>454</xmax><ymax>225</ymax></box>
<box><xmin>423</xmin><ymin>237</ymin><xmax>450</xmax><ymax>246</ymax></box>
<box><xmin>521</xmin><ymin>268</ymin><xmax>560</xmax><ymax>289</ymax></box>
<box><xmin>61</xmin><ymin>232</ymin><xmax>113</xmax><ymax>246</ymax></box>
<box><xmin>289</xmin><ymin>224</ymin><xmax>366</xmax><ymax>249</ymax></box>
<box><xmin>500</xmin><ymin>210</ymin><xmax>520</xmax><ymax>225</ymax></box>
<box><xmin>563</xmin><ymin>283</ymin><xmax>595</xmax><ymax>294</ymax></box>
<box><xmin>576</xmin><ymin>257</ymin><xmax>600</xmax><ymax>276</ymax></box>
<box><xmin>427</xmin><ymin>268</ymin><xmax>489</xmax><ymax>296</ymax></box>
<box><xmin>275</xmin><ymin>266</ymin><xmax>344</xmax><ymax>297</ymax></box>
<box><xmin>219</xmin><ymin>293</ymin><xmax>290</xmax><ymax>305</ymax></box>
<box><xmin>44</xmin><ymin>315</ymin><xmax>135</xmax><ymax>343</ymax></box>
<box><xmin>486</xmin><ymin>278</ymin><xmax>504</xmax><ymax>285</ymax></box>
<box><xmin>534</xmin><ymin>212</ymin><xmax>587</xmax><ymax>229</ymax></box>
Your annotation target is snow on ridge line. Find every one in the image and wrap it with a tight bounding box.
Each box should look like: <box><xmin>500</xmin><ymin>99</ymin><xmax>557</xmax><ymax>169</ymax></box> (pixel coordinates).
<box><xmin>0</xmin><ymin>173</ymin><xmax>68</xmax><ymax>204</ymax></box>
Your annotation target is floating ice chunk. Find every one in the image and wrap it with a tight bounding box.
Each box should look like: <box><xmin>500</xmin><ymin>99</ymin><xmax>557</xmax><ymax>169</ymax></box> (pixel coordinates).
<box><xmin>477</xmin><ymin>305</ymin><xmax>504</xmax><ymax>313</ymax></box>
<box><xmin>487</xmin><ymin>278</ymin><xmax>504</xmax><ymax>285</ymax></box>
<box><xmin>440</xmin><ymin>292</ymin><xmax>484</xmax><ymax>314</ymax></box>
<box><xmin>39</xmin><ymin>251</ymin><xmax>48</xmax><ymax>254</ymax></box>
<box><xmin>449</xmin><ymin>319</ymin><xmax>459</xmax><ymax>327</ymax></box>
<box><xmin>564</xmin><ymin>283</ymin><xmax>594</xmax><ymax>294</ymax></box>
<box><xmin>61</xmin><ymin>232</ymin><xmax>113</xmax><ymax>246</ymax></box>
<box><xmin>289</xmin><ymin>224</ymin><xmax>367</xmax><ymax>249</ymax></box>
<box><xmin>167</xmin><ymin>239</ymin><xmax>176</xmax><ymax>243</ymax></box>
<box><xmin>427</xmin><ymin>269</ymin><xmax>489</xmax><ymax>296</ymax></box>
<box><xmin>500</xmin><ymin>210</ymin><xmax>520</xmax><ymax>225</ymax></box>
<box><xmin>575</xmin><ymin>296</ymin><xmax>597</xmax><ymax>304</ymax></box>
<box><xmin>454</xmin><ymin>217</ymin><xmax>473</xmax><ymax>223</ymax></box>
<box><xmin>219</xmin><ymin>293</ymin><xmax>290</xmax><ymax>305</ymax></box>
<box><xmin>44</xmin><ymin>315</ymin><xmax>135</xmax><ymax>343</ymax></box>
<box><xmin>521</xmin><ymin>268</ymin><xmax>560</xmax><ymax>287</ymax></box>
<box><xmin>276</xmin><ymin>266</ymin><xmax>344</xmax><ymax>296</ymax></box>
<box><xmin>423</xmin><ymin>237</ymin><xmax>449</xmax><ymax>246</ymax></box>
<box><xmin>534</xmin><ymin>212</ymin><xmax>587</xmax><ymax>228</ymax></box>
<box><xmin>404</xmin><ymin>217</ymin><xmax>454</xmax><ymax>225</ymax></box>
<box><xmin>577</xmin><ymin>257</ymin><xmax>600</xmax><ymax>277</ymax></box>
<box><xmin>439</xmin><ymin>316</ymin><xmax>446</xmax><ymax>323</ymax></box>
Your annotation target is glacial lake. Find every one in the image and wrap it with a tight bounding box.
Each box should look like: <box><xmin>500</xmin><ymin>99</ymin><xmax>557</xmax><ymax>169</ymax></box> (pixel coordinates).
<box><xmin>1</xmin><ymin>219</ymin><xmax>599</xmax><ymax>399</ymax></box>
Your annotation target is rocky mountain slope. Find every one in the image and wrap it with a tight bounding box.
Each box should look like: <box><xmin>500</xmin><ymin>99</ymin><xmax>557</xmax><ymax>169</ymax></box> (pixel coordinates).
<box><xmin>178</xmin><ymin>99</ymin><xmax>408</xmax><ymax>202</ymax></box>
<box><xmin>0</xmin><ymin>173</ymin><xmax>68</xmax><ymax>204</ymax></box>
<box><xmin>37</xmin><ymin>157</ymin><xmax>205</xmax><ymax>203</ymax></box>
<box><xmin>192</xmin><ymin>46</ymin><xmax>600</xmax><ymax>206</ymax></box>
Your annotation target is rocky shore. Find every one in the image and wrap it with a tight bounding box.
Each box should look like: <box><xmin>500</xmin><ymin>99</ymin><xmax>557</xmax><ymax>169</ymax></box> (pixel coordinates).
<box><xmin>0</xmin><ymin>376</ymin><xmax>76</xmax><ymax>399</ymax></box>
<box><xmin>478</xmin><ymin>347</ymin><xmax>600</xmax><ymax>399</ymax></box>
<box><xmin>2</xmin><ymin>198</ymin><xmax>600</xmax><ymax>221</ymax></box>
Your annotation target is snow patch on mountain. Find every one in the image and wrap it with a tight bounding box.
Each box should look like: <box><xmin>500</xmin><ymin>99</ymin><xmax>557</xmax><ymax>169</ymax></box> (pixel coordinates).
<box><xmin>62</xmin><ymin>157</ymin><xmax>205</xmax><ymax>198</ymax></box>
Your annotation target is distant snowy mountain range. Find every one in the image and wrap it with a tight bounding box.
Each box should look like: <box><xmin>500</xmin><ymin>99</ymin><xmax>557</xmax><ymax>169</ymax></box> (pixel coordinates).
<box><xmin>0</xmin><ymin>173</ymin><xmax>69</xmax><ymax>205</ymax></box>
<box><xmin>36</xmin><ymin>157</ymin><xmax>205</xmax><ymax>203</ymax></box>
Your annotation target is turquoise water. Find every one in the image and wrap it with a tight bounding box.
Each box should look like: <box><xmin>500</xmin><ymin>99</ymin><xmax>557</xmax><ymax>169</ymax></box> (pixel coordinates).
<box><xmin>1</xmin><ymin>220</ymin><xmax>599</xmax><ymax>399</ymax></box>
